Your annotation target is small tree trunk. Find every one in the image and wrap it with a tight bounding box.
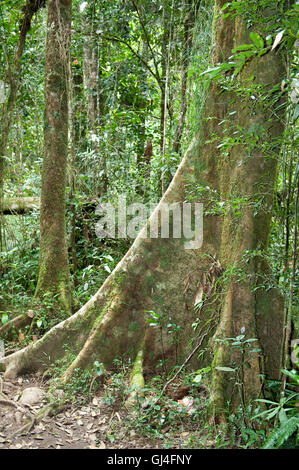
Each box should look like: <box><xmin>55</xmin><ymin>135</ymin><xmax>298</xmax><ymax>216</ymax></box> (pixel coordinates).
<box><xmin>83</xmin><ymin>29</ymin><xmax>98</xmax><ymax>126</ymax></box>
<box><xmin>172</xmin><ymin>0</ymin><xmax>195</xmax><ymax>155</ymax></box>
<box><xmin>159</xmin><ymin>5</ymin><xmax>168</xmax><ymax>196</ymax></box>
<box><xmin>35</xmin><ymin>0</ymin><xmax>72</xmax><ymax>314</ymax></box>
<box><xmin>83</xmin><ymin>4</ymin><xmax>108</xmax><ymax>197</ymax></box>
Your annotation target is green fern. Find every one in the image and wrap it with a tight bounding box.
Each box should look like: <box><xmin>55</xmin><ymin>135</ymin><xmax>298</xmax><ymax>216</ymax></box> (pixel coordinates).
<box><xmin>263</xmin><ymin>417</ymin><xmax>299</xmax><ymax>449</ymax></box>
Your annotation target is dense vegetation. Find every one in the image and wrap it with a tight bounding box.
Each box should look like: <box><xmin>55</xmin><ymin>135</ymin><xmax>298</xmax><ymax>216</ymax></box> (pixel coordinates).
<box><xmin>0</xmin><ymin>0</ymin><xmax>298</xmax><ymax>449</ymax></box>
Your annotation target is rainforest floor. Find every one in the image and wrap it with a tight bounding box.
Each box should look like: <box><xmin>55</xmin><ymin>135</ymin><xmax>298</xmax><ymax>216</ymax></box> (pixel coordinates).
<box><xmin>0</xmin><ymin>371</ymin><xmax>220</xmax><ymax>450</ymax></box>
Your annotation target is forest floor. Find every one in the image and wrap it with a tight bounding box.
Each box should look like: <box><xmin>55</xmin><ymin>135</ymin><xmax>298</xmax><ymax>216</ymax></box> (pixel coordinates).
<box><xmin>0</xmin><ymin>373</ymin><xmax>212</xmax><ymax>450</ymax></box>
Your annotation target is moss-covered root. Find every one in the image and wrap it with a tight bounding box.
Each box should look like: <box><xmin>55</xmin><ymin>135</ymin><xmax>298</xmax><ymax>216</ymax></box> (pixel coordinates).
<box><xmin>0</xmin><ymin>293</ymin><xmax>101</xmax><ymax>378</ymax></box>
<box><xmin>125</xmin><ymin>343</ymin><xmax>145</xmax><ymax>407</ymax></box>
<box><xmin>210</xmin><ymin>282</ymin><xmax>263</xmax><ymax>417</ymax></box>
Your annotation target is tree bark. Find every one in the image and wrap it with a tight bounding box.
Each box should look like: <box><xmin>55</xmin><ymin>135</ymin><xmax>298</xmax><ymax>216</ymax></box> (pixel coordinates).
<box><xmin>1</xmin><ymin>0</ymin><xmax>286</xmax><ymax>418</ymax></box>
<box><xmin>35</xmin><ymin>0</ymin><xmax>72</xmax><ymax>314</ymax></box>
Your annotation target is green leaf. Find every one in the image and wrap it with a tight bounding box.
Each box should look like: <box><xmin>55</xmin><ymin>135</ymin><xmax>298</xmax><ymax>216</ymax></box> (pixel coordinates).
<box><xmin>281</xmin><ymin>369</ymin><xmax>299</xmax><ymax>384</ymax></box>
<box><xmin>193</xmin><ymin>374</ymin><xmax>202</xmax><ymax>383</ymax></box>
<box><xmin>104</xmin><ymin>264</ymin><xmax>111</xmax><ymax>273</ymax></box>
<box><xmin>279</xmin><ymin>408</ymin><xmax>288</xmax><ymax>424</ymax></box>
<box><xmin>293</xmin><ymin>104</ymin><xmax>299</xmax><ymax>122</ymax></box>
<box><xmin>236</xmin><ymin>335</ymin><xmax>245</xmax><ymax>341</ymax></box>
<box><xmin>255</xmin><ymin>398</ymin><xmax>279</xmax><ymax>405</ymax></box>
<box><xmin>1</xmin><ymin>313</ymin><xmax>9</xmax><ymax>324</ymax></box>
<box><xmin>265</xmin><ymin>407</ymin><xmax>281</xmax><ymax>421</ymax></box>
<box><xmin>249</xmin><ymin>32</ymin><xmax>264</xmax><ymax>49</ymax></box>
<box><xmin>232</xmin><ymin>44</ymin><xmax>254</xmax><ymax>53</ymax></box>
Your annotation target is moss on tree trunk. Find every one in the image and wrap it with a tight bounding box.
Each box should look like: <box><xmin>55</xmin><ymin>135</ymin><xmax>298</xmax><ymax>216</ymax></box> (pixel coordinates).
<box><xmin>35</xmin><ymin>0</ymin><xmax>72</xmax><ymax>315</ymax></box>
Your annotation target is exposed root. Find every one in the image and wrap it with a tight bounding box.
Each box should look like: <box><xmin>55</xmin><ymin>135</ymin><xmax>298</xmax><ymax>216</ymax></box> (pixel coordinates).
<box><xmin>0</xmin><ymin>292</ymin><xmax>102</xmax><ymax>378</ymax></box>
<box><xmin>10</xmin><ymin>416</ymin><xmax>35</xmax><ymax>438</ymax></box>
<box><xmin>0</xmin><ymin>312</ymin><xmax>33</xmax><ymax>340</ymax></box>
<box><xmin>126</xmin><ymin>342</ymin><xmax>145</xmax><ymax>406</ymax></box>
<box><xmin>0</xmin><ymin>376</ymin><xmax>36</xmax><ymax>437</ymax></box>
<box><xmin>9</xmin><ymin>400</ymin><xmax>69</xmax><ymax>438</ymax></box>
<box><xmin>0</xmin><ymin>138</ymin><xmax>207</xmax><ymax>384</ymax></box>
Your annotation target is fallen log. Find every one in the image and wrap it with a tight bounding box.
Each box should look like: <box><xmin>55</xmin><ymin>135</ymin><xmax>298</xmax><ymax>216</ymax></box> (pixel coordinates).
<box><xmin>1</xmin><ymin>197</ymin><xmax>100</xmax><ymax>215</ymax></box>
<box><xmin>2</xmin><ymin>197</ymin><xmax>40</xmax><ymax>215</ymax></box>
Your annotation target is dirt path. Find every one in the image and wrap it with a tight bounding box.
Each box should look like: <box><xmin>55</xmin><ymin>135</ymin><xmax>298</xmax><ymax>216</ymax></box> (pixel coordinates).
<box><xmin>0</xmin><ymin>373</ymin><xmax>204</xmax><ymax>449</ymax></box>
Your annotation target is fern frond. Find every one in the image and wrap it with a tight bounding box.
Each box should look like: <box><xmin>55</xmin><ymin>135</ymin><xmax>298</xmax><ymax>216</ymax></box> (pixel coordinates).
<box><xmin>263</xmin><ymin>417</ymin><xmax>299</xmax><ymax>449</ymax></box>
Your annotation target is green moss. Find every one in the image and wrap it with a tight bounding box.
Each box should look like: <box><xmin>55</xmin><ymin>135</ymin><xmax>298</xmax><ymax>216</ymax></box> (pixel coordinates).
<box><xmin>146</xmin><ymin>274</ymin><xmax>156</xmax><ymax>289</ymax></box>
<box><xmin>128</xmin><ymin>321</ymin><xmax>140</xmax><ymax>332</ymax></box>
<box><xmin>91</xmin><ymin>299</ymin><xmax>112</xmax><ymax>329</ymax></box>
<box><xmin>130</xmin><ymin>348</ymin><xmax>145</xmax><ymax>389</ymax></box>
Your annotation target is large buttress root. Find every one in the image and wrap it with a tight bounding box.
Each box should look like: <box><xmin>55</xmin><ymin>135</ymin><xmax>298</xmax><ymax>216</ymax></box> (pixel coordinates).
<box><xmin>1</xmin><ymin>293</ymin><xmax>101</xmax><ymax>378</ymax></box>
<box><xmin>1</xmin><ymin>140</ymin><xmax>217</xmax><ymax>380</ymax></box>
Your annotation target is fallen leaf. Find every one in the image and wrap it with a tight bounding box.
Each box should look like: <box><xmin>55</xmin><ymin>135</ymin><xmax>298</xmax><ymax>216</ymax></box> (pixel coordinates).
<box><xmin>18</xmin><ymin>332</ymin><xmax>26</xmax><ymax>342</ymax></box>
<box><xmin>272</xmin><ymin>30</ymin><xmax>284</xmax><ymax>51</ymax></box>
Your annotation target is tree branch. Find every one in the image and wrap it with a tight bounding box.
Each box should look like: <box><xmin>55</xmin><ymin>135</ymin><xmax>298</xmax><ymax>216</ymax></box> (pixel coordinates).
<box><xmin>129</xmin><ymin>0</ymin><xmax>161</xmax><ymax>85</ymax></box>
<box><xmin>103</xmin><ymin>34</ymin><xmax>163</xmax><ymax>90</ymax></box>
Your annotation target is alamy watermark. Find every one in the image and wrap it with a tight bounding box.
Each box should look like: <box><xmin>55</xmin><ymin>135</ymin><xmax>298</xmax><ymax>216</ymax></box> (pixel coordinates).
<box><xmin>95</xmin><ymin>195</ymin><xmax>203</xmax><ymax>250</ymax></box>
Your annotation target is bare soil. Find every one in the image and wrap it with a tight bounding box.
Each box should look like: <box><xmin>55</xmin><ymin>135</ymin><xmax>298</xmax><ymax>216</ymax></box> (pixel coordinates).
<box><xmin>0</xmin><ymin>373</ymin><xmax>207</xmax><ymax>449</ymax></box>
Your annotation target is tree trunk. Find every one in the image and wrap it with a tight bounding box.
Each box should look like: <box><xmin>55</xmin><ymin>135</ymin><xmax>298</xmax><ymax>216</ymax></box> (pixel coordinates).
<box><xmin>136</xmin><ymin>39</ymin><xmax>151</xmax><ymax>197</ymax></box>
<box><xmin>159</xmin><ymin>4</ymin><xmax>168</xmax><ymax>196</ymax></box>
<box><xmin>35</xmin><ymin>0</ymin><xmax>72</xmax><ymax>314</ymax></box>
<box><xmin>1</xmin><ymin>0</ymin><xmax>286</xmax><ymax>418</ymax></box>
<box><xmin>172</xmin><ymin>0</ymin><xmax>195</xmax><ymax>156</ymax></box>
<box><xmin>83</xmin><ymin>3</ymin><xmax>108</xmax><ymax>197</ymax></box>
<box><xmin>83</xmin><ymin>25</ymin><xmax>98</xmax><ymax>126</ymax></box>
<box><xmin>0</xmin><ymin>0</ymin><xmax>45</xmax><ymax>252</ymax></box>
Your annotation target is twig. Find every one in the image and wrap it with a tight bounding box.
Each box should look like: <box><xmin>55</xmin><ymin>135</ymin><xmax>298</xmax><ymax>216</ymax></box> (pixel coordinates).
<box><xmin>0</xmin><ymin>395</ymin><xmax>35</xmax><ymax>436</ymax></box>
<box><xmin>161</xmin><ymin>325</ymin><xmax>213</xmax><ymax>397</ymax></box>
<box><xmin>0</xmin><ymin>374</ymin><xmax>36</xmax><ymax>436</ymax></box>
<box><xmin>141</xmin><ymin>322</ymin><xmax>215</xmax><ymax>418</ymax></box>
<box><xmin>103</xmin><ymin>35</ymin><xmax>162</xmax><ymax>90</ymax></box>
